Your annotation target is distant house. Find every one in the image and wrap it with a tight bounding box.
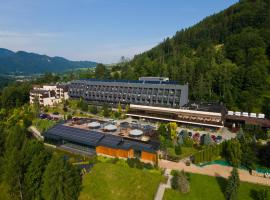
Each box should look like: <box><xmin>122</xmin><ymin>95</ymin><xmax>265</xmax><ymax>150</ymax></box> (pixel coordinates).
<box><xmin>30</xmin><ymin>84</ymin><xmax>69</xmax><ymax>107</ymax></box>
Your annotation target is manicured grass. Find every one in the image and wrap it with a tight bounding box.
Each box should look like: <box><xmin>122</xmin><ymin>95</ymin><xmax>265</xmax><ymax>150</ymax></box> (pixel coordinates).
<box><xmin>79</xmin><ymin>162</ymin><xmax>163</xmax><ymax>200</ymax></box>
<box><xmin>163</xmin><ymin>173</ymin><xmax>270</xmax><ymax>200</ymax></box>
<box><xmin>181</xmin><ymin>147</ymin><xmax>198</xmax><ymax>159</ymax></box>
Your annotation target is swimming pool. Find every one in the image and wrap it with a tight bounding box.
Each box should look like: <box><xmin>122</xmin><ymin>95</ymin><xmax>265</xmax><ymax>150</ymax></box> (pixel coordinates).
<box><xmin>198</xmin><ymin>160</ymin><xmax>270</xmax><ymax>174</ymax></box>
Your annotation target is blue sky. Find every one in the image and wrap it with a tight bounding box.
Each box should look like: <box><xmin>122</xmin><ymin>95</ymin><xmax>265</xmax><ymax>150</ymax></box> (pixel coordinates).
<box><xmin>0</xmin><ymin>0</ymin><xmax>238</xmax><ymax>63</ymax></box>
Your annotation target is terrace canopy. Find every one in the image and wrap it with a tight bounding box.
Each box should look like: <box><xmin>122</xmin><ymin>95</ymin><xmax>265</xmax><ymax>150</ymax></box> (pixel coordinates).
<box><xmin>104</xmin><ymin>124</ymin><xmax>117</xmax><ymax>131</ymax></box>
<box><xmin>88</xmin><ymin>122</ymin><xmax>101</xmax><ymax>129</ymax></box>
<box><xmin>129</xmin><ymin>129</ymin><xmax>143</xmax><ymax>137</ymax></box>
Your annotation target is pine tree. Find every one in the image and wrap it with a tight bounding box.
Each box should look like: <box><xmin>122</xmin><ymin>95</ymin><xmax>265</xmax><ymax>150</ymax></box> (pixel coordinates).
<box><xmin>225</xmin><ymin>140</ymin><xmax>242</xmax><ymax>167</ymax></box>
<box><xmin>175</xmin><ymin>144</ymin><xmax>182</xmax><ymax>155</ymax></box>
<box><xmin>42</xmin><ymin>155</ymin><xmax>82</xmax><ymax>200</ymax></box>
<box><xmin>178</xmin><ymin>135</ymin><xmax>184</xmax><ymax>145</ymax></box>
<box><xmin>225</xmin><ymin>167</ymin><xmax>240</xmax><ymax>200</ymax></box>
<box><xmin>102</xmin><ymin>104</ymin><xmax>110</xmax><ymax>117</ymax></box>
<box><xmin>171</xmin><ymin>170</ymin><xmax>190</xmax><ymax>194</ymax></box>
<box><xmin>237</xmin><ymin>127</ymin><xmax>244</xmax><ymax>140</ymax></box>
<box><xmin>168</xmin><ymin>122</ymin><xmax>177</xmax><ymax>140</ymax></box>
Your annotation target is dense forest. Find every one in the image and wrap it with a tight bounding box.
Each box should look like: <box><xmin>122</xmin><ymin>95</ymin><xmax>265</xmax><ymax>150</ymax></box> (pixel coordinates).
<box><xmin>109</xmin><ymin>0</ymin><xmax>270</xmax><ymax>116</ymax></box>
<box><xmin>0</xmin><ymin>74</ymin><xmax>82</xmax><ymax>200</ymax></box>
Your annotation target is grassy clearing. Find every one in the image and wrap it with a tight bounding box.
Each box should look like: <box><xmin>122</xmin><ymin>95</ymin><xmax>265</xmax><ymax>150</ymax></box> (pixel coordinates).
<box><xmin>32</xmin><ymin>118</ymin><xmax>56</xmax><ymax>133</ymax></box>
<box><xmin>79</xmin><ymin>162</ymin><xmax>163</xmax><ymax>200</ymax></box>
<box><xmin>163</xmin><ymin>173</ymin><xmax>270</xmax><ymax>200</ymax></box>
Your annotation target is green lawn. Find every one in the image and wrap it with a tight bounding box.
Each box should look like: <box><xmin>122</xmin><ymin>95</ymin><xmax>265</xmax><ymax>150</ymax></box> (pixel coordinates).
<box><xmin>163</xmin><ymin>173</ymin><xmax>270</xmax><ymax>200</ymax></box>
<box><xmin>79</xmin><ymin>162</ymin><xmax>163</xmax><ymax>200</ymax></box>
<box><xmin>181</xmin><ymin>147</ymin><xmax>198</xmax><ymax>159</ymax></box>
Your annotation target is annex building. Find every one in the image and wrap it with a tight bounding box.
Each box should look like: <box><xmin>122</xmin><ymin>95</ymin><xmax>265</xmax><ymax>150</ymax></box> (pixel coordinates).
<box><xmin>44</xmin><ymin>124</ymin><xmax>159</xmax><ymax>163</ymax></box>
<box><xmin>68</xmin><ymin>77</ymin><xmax>189</xmax><ymax>108</ymax></box>
<box><xmin>127</xmin><ymin>103</ymin><xmax>225</xmax><ymax>128</ymax></box>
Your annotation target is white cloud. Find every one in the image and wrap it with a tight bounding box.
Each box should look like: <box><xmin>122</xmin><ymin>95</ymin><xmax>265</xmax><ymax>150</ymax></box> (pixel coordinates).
<box><xmin>0</xmin><ymin>30</ymin><xmax>59</xmax><ymax>38</ymax></box>
<box><xmin>0</xmin><ymin>30</ymin><xmax>61</xmax><ymax>55</ymax></box>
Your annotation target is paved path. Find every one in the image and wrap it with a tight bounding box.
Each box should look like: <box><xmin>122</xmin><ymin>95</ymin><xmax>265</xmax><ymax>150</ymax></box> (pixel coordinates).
<box><xmin>159</xmin><ymin>160</ymin><xmax>270</xmax><ymax>186</ymax></box>
<box><xmin>28</xmin><ymin>126</ymin><xmax>44</xmax><ymax>141</ymax></box>
<box><xmin>154</xmin><ymin>169</ymin><xmax>172</xmax><ymax>200</ymax></box>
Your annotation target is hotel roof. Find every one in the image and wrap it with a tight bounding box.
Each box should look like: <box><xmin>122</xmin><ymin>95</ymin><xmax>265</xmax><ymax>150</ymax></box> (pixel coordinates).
<box><xmin>75</xmin><ymin>78</ymin><xmax>180</xmax><ymax>85</ymax></box>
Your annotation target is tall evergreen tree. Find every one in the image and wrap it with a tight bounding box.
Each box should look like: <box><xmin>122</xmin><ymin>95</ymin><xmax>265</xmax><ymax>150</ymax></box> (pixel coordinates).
<box><xmin>225</xmin><ymin>167</ymin><xmax>240</xmax><ymax>200</ymax></box>
<box><xmin>42</xmin><ymin>155</ymin><xmax>82</xmax><ymax>200</ymax></box>
<box><xmin>225</xmin><ymin>140</ymin><xmax>242</xmax><ymax>167</ymax></box>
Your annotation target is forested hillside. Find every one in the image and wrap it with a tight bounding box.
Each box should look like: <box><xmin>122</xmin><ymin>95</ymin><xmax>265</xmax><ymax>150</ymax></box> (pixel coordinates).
<box><xmin>118</xmin><ymin>0</ymin><xmax>270</xmax><ymax>116</ymax></box>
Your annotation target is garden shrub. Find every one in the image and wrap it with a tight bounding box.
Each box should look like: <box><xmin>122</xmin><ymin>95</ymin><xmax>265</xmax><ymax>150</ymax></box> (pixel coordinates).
<box><xmin>126</xmin><ymin>158</ymin><xmax>153</xmax><ymax>169</ymax></box>
<box><xmin>67</xmin><ymin>114</ymin><xmax>72</xmax><ymax>120</ymax></box>
<box><xmin>111</xmin><ymin>157</ymin><xmax>119</xmax><ymax>164</ymax></box>
<box><xmin>171</xmin><ymin>170</ymin><xmax>190</xmax><ymax>194</ymax></box>
<box><xmin>184</xmin><ymin>138</ymin><xmax>194</xmax><ymax>147</ymax></box>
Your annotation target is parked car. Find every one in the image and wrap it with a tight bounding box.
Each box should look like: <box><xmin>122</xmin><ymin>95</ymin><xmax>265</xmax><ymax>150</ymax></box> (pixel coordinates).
<box><xmin>194</xmin><ymin>132</ymin><xmax>200</xmax><ymax>138</ymax></box>
<box><xmin>178</xmin><ymin>130</ymin><xmax>185</xmax><ymax>136</ymax></box>
<box><xmin>39</xmin><ymin>113</ymin><xmax>48</xmax><ymax>119</ymax></box>
<box><xmin>211</xmin><ymin>135</ymin><xmax>216</xmax><ymax>141</ymax></box>
<box><xmin>188</xmin><ymin>132</ymin><xmax>193</xmax><ymax>137</ymax></box>
<box><xmin>216</xmin><ymin>135</ymin><xmax>223</xmax><ymax>142</ymax></box>
<box><xmin>193</xmin><ymin>133</ymin><xmax>200</xmax><ymax>143</ymax></box>
<box><xmin>200</xmin><ymin>134</ymin><xmax>206</xmax><ymax>144</ymax></box>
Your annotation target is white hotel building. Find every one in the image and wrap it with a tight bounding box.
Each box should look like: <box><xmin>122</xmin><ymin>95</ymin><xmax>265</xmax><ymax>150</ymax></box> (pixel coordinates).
<box><xmin>30</xmin><ymin>84</ymin><xmax>69</xmax><ymax>107</ymax></box>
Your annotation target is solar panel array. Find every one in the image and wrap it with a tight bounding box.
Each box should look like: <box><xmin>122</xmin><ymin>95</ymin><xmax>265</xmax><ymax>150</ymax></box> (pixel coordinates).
<box><xmin>45</xmin><ymin>125</ymin><xmax>105</xmax><ymax>146</ymax></box>
<box><xmin>121</xmin><ymin>139</ymin><xmax>157</xmax><ymax>153</ymax></box>
<box><xmin>98</xmin><ymin>134</ymin><xmax>122</xmax><ymax>148</ymax></box>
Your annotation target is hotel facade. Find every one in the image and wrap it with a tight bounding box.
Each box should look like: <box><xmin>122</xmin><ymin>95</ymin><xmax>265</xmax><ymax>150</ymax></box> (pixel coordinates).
<box><xmin>68</xmin><ymin>77</ymin><xmax>189</xmax><ymax>108</ymax></box>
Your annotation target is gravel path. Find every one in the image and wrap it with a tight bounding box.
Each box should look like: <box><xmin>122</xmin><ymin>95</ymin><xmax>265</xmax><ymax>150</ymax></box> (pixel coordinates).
<box><xmin>159</xmin><ymin>160</ymin><xmax>270</xmax><ymax>186</ymax></box>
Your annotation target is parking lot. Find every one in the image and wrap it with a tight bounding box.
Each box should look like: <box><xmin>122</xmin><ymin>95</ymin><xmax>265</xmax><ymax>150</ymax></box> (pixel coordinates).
<box><xmin>177</xmin><ymin>127</ymin><xmax>236</xmax><ymax>143</ymax></box>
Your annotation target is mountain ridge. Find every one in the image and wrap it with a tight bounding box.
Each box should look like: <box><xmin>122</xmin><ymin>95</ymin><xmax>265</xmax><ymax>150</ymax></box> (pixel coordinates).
<box><xmin>0</xmin><ymin>48</ymin><xmax>97</xmax><ymax>74</ymax></box>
